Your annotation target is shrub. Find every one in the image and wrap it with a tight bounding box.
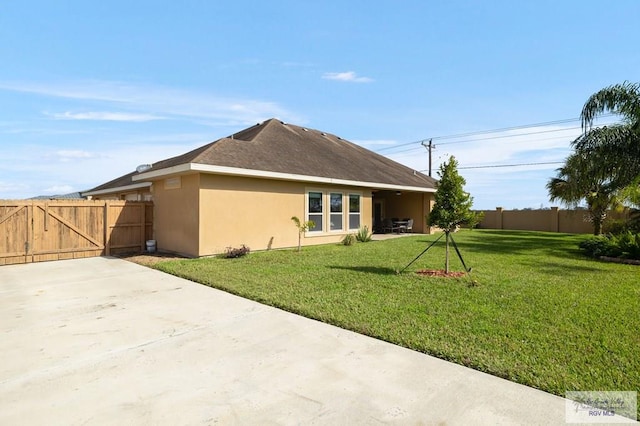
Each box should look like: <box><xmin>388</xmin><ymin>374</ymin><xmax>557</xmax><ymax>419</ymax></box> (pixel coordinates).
<box><xmin>611</xmin><ymin>231</ymin><xmax>640</xmax><ymax>259</ymax></box>
<box><xmin>221</xmin><ymin>245</ymin><xmax>250</xmax><ymax>258</ymax></box>
<box><xmin>462</xmin><ymin>211</ymin><xmax>485</xmax><ymax>229</ymax></box>
<box><xmin>355</xmin><ymin>226</ymin><xmax>372</xmax><ymax>242</ymax></box>
<box><xmin>341</xmin><ymin>234</ymin><xmax>356</xmax><ymax>246</ymax></box>
<box><xmin>579</xmin><ymin>232</ymin><xmax>640</xmax><ymax>260</ymax></box>
<box><xmin>579</xmin><ymin>236</ymin><xmax>616</xmax><ymax>258</ymax></box>
<box><xmin>602</xmin><ymin>219</ymin><xmax>628</xmax><ymax>235</ymax></box>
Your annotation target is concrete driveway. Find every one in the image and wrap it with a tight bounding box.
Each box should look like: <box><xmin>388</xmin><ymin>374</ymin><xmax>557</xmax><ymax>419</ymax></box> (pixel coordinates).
<box><xmin>0</xmin><ymin>257</ymin><xmax>571</xmax><ymax>425</ymax></box>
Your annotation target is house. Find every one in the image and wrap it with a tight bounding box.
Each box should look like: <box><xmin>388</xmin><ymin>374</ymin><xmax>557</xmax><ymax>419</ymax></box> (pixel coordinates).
<box><xmin>83</xmin><ymin>119</ymin><xmax>437</xmax><ymax>257</ymax></box>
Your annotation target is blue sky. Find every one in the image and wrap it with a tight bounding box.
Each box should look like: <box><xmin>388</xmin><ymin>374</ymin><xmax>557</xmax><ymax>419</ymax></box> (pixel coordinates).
<box><xmin>1</xmin><ymin>1</ymin><xmax>638</xmax><ymax>208</ymax></box>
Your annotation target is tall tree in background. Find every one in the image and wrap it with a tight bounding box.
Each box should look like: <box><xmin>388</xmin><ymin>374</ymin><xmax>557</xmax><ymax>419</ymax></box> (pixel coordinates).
<box><xmin>548</xmin><ymin>81</ymin><xmax>640</xmax><ymax>233</ymax></box>
<box><xmin>575</xmin><ymin>81</ymin><xmax>640</xmax><ymax>189</ymax></box>
<box><xmin>428</xmin><ymin>156</ymin><xmax>474</xmax><ymax>272</ymax></box>
<box><xmin>547</xmin><ymin>152</ymin><xmax>619</xmax><ymax>235</ymax></box>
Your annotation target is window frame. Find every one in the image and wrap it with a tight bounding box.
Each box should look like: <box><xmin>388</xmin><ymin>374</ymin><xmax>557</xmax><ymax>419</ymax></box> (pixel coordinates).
<box><xmin>348</xmin><ymin>193</ymin><xmax>362</xmax><ymax>230</ymax></box>
<box><xmin>329</xmin><ymin>192</ymin><xmax>344</xmax><ymax>232</ymax></box>
<box><xmin>306</xmin><ymin>190</ymin><xmax>325</xmax><ymax>233</ymax></box>
<box><xmin>305</xmin><ymin>189</ymin><xmax>364</xmax><ymax>236</ymax></box>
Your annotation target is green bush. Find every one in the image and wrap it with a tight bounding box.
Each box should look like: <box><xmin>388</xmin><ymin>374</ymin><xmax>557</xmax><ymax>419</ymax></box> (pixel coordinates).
<box><xmin>579</xmin><ymin>232</ymin><xmax>640</xmax><ymax>259</ymax></box>
<box><xmin>602</xmin><ymin>219</ymin><xmax>628</xmax><ymax>235</ymax></box>
<box><xmin>602</xmin><ymin>210</ymin><xmax>640</xmax><ymax>235</ymax></box>
<box><xmin>611</xmin><ymin>231</ymin><xmax>640</xmax><ymax>259</ymax></box>
<box><xmin>341</xmin><ymin>234</ymin><xmax>356</xmax><ymax>246</ymax></box>
<box><xmin>221</xmin><ymin>245</ymin><xmax>250</xmax><ymax>258</ymax></box>
<box><xmin>579</xmin><ymin>236</ymin><xmax>614</xmax><ymax>258</ymax></box>
<box><xmin>355</xmin><ymin>226</ymin><xmax>372</xmax><ymax>242</ymax></box>
<box><xmin>462</xmin><ymin>211</ymin><xmax>485</xmax><ymax>229</ymax></box>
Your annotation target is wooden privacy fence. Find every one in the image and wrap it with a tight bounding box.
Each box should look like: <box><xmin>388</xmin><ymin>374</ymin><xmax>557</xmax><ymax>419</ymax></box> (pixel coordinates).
<box><xmin>476</xmin><ymin>207</ymin><xmax>630</xmax><ymax>234</ymax></box>
<box><xmin>0</xmin><ymin>200</ymin><xmax>153</xmax><ymax>266</ymax></box>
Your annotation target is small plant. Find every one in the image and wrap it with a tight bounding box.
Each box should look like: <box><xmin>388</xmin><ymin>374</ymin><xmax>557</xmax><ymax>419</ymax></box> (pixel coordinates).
<box><xmin>291</xmin><ymin>216</ymin><xmax>315</xmax><ymax>252</ymax></box>
<box><xmin>341</xmin><ymin>234</ymin><xmax>356</xmax><ymax>246</ymax></box>
<box><xmin>355</xmin><ymin>225</ymin><xmax>372</xmax><ymax>242</ymax></box>
<box><xmin>221</xmin><ymin>245</ymin><xmax>250</xmax><ymax>258</ymax></box>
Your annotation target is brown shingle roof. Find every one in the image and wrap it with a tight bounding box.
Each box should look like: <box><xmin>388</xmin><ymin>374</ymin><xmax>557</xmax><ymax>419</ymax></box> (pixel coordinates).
<box><xmin>85</xmin><ymin>119</ymin><xmax>436</xmax><ymax>193</ymax></box>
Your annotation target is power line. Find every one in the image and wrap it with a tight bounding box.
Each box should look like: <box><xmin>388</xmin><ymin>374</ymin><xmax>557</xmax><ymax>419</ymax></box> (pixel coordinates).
<box><xmin>436</xmin><ymin>126</ymin><xmax>582</xmax><ymax>146</ymax></box>
<box><xmin>383</xmin><ymin>130</ymin><xmax>580</xmax><ymax>156</ymax></box>
<box><xmin>459</xmin><ymin>161</ymin><xmax>564</xmax><ymax>170</ymax></box>
<box><xmin>374</xmin><ymin>113</ymin><xmax>618</xmax><ymax>153</ymax></box>
<box><xmin>417</xmin><ymin>161</ymin><xmax>564</xmax><ymax>173</ymax></box>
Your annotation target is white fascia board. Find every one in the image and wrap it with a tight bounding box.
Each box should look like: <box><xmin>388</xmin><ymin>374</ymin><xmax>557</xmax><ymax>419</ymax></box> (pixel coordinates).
<box><xmin>132</xmin><ymin>163</ymin><xmax>193</xmax><ymax>181</ymax></box>
<box><xmin>82</xmin><ymin>182</ymin><xmax>151</xmax><ymax>197</ymax></box>
<box><xmin>133</xmin><ymin>163</ymin><xmax>436</xmax><ymax>193</ymax></box>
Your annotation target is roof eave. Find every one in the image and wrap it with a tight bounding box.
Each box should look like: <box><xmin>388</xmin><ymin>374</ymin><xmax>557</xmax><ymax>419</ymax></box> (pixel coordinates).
<box><xmin>133</xmin><ymin>163</ymin><xmax>436</xmax><ymax>193</ymax></box>
<box><xmin>82</xmin><ymin>182</ymin><xmax>152</xmax><ymax>197</ymax></box>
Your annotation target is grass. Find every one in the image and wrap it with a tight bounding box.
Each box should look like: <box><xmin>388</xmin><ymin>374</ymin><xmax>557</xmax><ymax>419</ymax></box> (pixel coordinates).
<box><xmin>155</xmin><ymin>230</ymin><xmax>640</xmax><ymax>414</ymax></box>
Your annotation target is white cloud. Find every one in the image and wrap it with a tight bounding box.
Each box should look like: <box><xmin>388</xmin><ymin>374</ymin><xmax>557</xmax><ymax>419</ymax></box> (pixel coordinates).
<box><xmin>46</xmin><ymin>111</ymin><xmax>163</xmax><ymax>122</ymax></box>
<box><xmin>0</xmin><ymin>79</ymin><xmax>301</xmax><ymax>125</ymax></box>
<box><xmin>42</xmin><ymin>185</ymin><xmax>74</xmax><ymax>194</ymax></box>
<box><xmin>322</xmin><ymin>71</ymin><xmax>374</xmax><ymax>83</ymax></box>
<box><xmin>55</xmin><ymin>150</ymin><xmax>95</xmax><ymax>161</ymax></box>
<box><xmin>0</xmin><ymin>181</ymin><xmax>28</xmax><ymax>193</ymax></box>
<box><xmin>408</xmin><ymin>125</ymin><xmax>582</xmax><ymax>172</ymax></box>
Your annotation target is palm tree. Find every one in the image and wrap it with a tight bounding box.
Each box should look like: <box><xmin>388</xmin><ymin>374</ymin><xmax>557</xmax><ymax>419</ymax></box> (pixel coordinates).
<box><xmin>575</xmin><ymin>81</ymin><xmax>640</xmax><ymax>188</ymax></box>
<box><xmin>547</xmin><ymin>152</ymin><xmax>619</xmax><ymax>235</ymax></box>
<box><xmin>581</xmin><ymin>81</ymin><xmax>640</xmax><ymax>131</ymax></box>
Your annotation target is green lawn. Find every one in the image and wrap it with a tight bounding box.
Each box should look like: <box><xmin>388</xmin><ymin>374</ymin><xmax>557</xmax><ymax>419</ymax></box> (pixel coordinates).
<box><xmin>155</xmin><ymin>230</ymin><xmax>640</xmax><ymax>412</ymax></box>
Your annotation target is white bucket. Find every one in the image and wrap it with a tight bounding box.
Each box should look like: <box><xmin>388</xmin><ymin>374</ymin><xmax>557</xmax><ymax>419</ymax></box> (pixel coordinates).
<box><xmin>146</xmin><ymin>240</ymin><xmax>156</xmax><ymax>253</ymax></box>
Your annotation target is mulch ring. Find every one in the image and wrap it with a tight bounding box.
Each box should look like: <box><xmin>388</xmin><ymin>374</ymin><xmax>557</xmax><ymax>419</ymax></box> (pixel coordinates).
<box><xmin>416</xmin><ymin>269</ymin><xmax>466</xmax><ymax>278</ymax></box>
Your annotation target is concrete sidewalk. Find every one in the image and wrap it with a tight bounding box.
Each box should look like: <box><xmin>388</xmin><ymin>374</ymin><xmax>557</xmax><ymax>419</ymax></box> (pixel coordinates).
<box><xmin>1</xmin><ymin>257</ymin><xmax>570</xmax><ymax>424</ymax></box>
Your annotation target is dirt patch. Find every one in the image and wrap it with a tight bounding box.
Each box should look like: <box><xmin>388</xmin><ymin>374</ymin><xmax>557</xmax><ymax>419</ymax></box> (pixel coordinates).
<box><xmin>117</xmin><ymin>252</ymin><xmax>188</xmax><ymax>267</ymax></box>
<box><xmin>416</xmin><ymin>269</ymin><xmax>466</xmax><ymax>278</ymax></box>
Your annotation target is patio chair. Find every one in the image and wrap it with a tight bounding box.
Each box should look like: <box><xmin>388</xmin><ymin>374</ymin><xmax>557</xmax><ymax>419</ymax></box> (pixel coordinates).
<box><xmin>382</xmin><ymin>218</ymin><xmax>394</xmax><ymax>233</ymax></box>
<box><xmin>403</xmin><ymin>219</ymin><xmax>414</xmax><ymax>233</ymax></box>
<box><xmin>395</xmin><ymin>219</ymin><xmax>412</xmax><ymax>233</ymax></box>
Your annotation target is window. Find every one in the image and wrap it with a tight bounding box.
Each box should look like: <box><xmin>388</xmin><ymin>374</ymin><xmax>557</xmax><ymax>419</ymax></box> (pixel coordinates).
<box><xmin>330</xmin><ymin>193</ymin><xmax>343</xmax><ymax>231</ymax></box>
<box><xmin>349</xmin><ymin>194</ymin><xmax>360</xmax><ymax>230</ymax></box>
<box><xmin>306</xmin><ymin>190</ymin><xmax>363</xmax><ymax>234</ymax></box>
<box><xmin>308</xmin><ymin>191</ymin><xmax>323</xmax><ymax>231</ymax></box>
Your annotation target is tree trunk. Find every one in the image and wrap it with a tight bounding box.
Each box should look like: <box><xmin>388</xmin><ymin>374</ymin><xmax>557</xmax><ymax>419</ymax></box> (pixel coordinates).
<box><xmin>592</xmin><ymin>209</ymin><xmax>605</xmax><ymax>235</ymax></box>
<box><xmin>593</xmin><ymin>219</ymin><xmax>602</xmax><ymax>235</ymax></box>
<box><xmin>445</xmin><ymin>231</ymin><xmax>450</xmax><ymax>273</ymax></box>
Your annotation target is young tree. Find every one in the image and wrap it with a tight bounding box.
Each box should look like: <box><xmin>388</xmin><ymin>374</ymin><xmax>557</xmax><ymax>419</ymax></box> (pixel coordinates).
<box><xmin>428</xmin><ymin>156</ymin><xmax>474</xmax><ymax>272</ymax></box>
<box><xmin>291</xmin><ymin>216</ymin><xmax>315</xmax><ymax>252</ymax></box>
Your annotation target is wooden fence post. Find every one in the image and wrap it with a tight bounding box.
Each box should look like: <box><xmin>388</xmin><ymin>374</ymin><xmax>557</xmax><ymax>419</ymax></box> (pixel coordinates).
<box><xmin>496</xmin><ymin>207</ymin><xmax>504</xmax><ymax>230</ymax></box>
<box><xmin>104</xmin><ymin>201</ymin><xmax>111</xmax><ymax>256</ymax></box>
<box><xmin>139</xmin><ymin>202</ymin><xmax>146</xmax><ymax>252</ymax></box>
<box><xmin>551</xmin><ymin>207</ymin><xmax>559</xmax><ymax>233</ymax></box>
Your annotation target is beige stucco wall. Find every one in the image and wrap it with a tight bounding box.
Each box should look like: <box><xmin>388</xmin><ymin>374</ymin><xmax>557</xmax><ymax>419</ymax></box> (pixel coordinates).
<box><xmin>477</xmin><ymin>207</ymin><xmax>630</xmax><ymax>234</ymax></box>
<box><xmin>152</xmin><ymin>174</ymin><xmax>200</xmax><ymax>256</ymax></box>
<box><xmin>198</xmin><ymin>174</ymin><xmax>372</xmax><ymax>255</ymax></box>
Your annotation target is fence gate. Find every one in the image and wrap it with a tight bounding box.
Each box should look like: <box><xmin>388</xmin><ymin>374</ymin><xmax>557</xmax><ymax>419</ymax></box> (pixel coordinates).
<box><xmin>0</xmin><ymin>202</ymin><xmax>31</xmax><ymax>265</ymax></box>
<box><xmin>0</xmin><ymin>200</ymin><xmax>153</xmax><ymax>266</ymax></box>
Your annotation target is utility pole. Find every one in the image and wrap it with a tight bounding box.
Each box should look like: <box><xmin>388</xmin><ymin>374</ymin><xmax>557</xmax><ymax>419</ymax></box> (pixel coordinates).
<box><xmin>421</xmin><ymin>139</ymin><xmax>435</xmax><ymax>177</ymax></box>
